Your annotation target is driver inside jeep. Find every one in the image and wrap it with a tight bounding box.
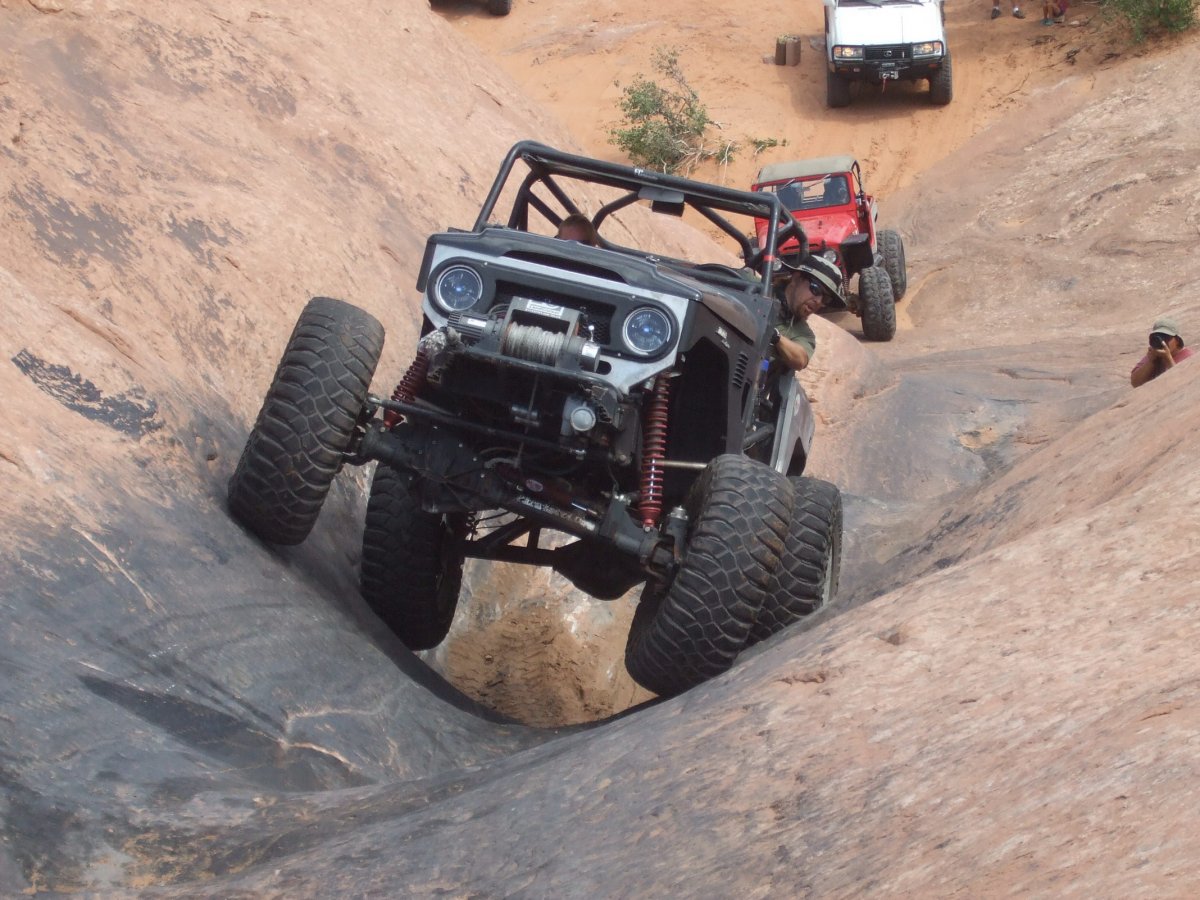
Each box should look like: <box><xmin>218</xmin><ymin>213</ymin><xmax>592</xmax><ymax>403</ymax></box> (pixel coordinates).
<box><xmin>771</xmin><ymin>255</ymin><xmax>843</xmax><ymax>373</ymax></box>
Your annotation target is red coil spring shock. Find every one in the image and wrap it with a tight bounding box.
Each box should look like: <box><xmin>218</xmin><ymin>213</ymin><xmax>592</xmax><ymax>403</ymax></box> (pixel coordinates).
<box><xmin>383</xmin><ymin>347</ymin><xmax>429</xmax><ymax>429</ymax></box>
<box><xmin>639</xmin><ymin>373</ymin><xmax>672</xmax><ymax>528</ymax></box>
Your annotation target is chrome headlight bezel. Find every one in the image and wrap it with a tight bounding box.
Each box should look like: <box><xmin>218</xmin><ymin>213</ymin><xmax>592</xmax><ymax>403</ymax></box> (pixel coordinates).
<box><xmin>912</xmin><ymin>41</ymin><xmax>944</xmax><ymax>58</ymax></box>
<box><xmin>833</xmin><ymin>45</ymin><xmax>864</xmax><ymax>60</ymax></box>
<box><xmin>622</xmin><ymin>306</ymin><xmax>674</xmax><ymax>357</ymax></box>
<box><xmin>433</xmin><ymin>265</ymin><xmax>485</xmax><ymax>313</ymax></box>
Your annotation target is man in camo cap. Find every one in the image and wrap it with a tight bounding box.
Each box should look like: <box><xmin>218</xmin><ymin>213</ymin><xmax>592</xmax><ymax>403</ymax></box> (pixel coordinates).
<box><xmin>772</xmin><ymin>255</ymin><xmax>842</xmax><ymax>373</ymax></box>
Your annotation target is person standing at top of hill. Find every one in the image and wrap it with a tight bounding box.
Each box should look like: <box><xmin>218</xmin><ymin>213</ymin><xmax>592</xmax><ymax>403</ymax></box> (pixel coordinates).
<box><xmin>992</xmin><ymin>0</ymin><xmax>1026</xmax><ymax>17</ymax></box>
<box><xmin>1130</xmin><ymin>317</ymin><xmax>1195</xmax><ymax>387</ymax></box>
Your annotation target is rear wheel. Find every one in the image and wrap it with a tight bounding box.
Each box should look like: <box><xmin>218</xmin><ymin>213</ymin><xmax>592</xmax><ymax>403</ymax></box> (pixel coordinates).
<box><xmin>930</xmin><ymin>54</ymin><xmax>953</xmax><ymax>105</ymax></box>
<box><xmin>827</xmin><ymin>69</ymin><xmax>851</xmax><ymax>108</ymax></box>
<box><xmin>228</xmin><ymin>297</ymin><xmax>384</xmax><ymax>545</ymax></box>
<box><xmin>361</xmin><ymin>465</ymin><xmax>467</xmax><ymax>650</ymax></box>
<box><xmin>878</xmin><ymin>228</ymin><xmax>908</xmax><ymax>301</ymax></box>
<box><xmin>859</xmin><ymin>266</ymin><xmax>897</xmax><ymax>342</ymax></box>
<box><xmin>747</xmin><ymin>477</ymin><xmax>842</xmax><ymax>647</ymax></box>
<box><xmin>625</xmin><ymin>455</ymin><xmax>792</xmax><ymax>697</ymax></box>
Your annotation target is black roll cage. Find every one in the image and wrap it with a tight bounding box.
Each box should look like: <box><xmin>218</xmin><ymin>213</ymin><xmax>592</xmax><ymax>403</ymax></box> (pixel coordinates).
<box><xmin>472</xmin><ymin>140</ymin><xmax>808</xmax><ymax>290</ymax></box>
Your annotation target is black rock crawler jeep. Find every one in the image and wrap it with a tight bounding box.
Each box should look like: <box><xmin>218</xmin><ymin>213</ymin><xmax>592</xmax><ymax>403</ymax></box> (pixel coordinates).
<box><xmin>228</xmin><ymin>141</ymin><xmax>842</xmax><ymax>698</ymax></box>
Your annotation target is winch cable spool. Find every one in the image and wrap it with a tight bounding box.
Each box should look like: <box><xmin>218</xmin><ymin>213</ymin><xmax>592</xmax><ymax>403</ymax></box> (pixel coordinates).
<box><xmin>501</xmin><ymin>321</ymin><xmax>567</xmax><ymax>366</ymax></box>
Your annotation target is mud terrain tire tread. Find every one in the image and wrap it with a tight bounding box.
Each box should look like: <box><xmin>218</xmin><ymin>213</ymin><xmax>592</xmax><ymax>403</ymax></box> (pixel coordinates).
<box><xmin>361</xmin><ymin>465</ymin><xmax>466</xmax><ymax>650</ymax></box>
<box><xmin>930</xmin><ymin>54</ymin><xmax>953</xmax><ymax>105</ymax></box>
<box><xmin>625</xmin><ymin>455</ymin><xmax>793</xmax><ymax>697</ymax></box>
<box><xmin>228</xmin><ymin>297</ymin><xmax>384</xmax><ymax>545</ymax></box>
<box><xmin>859</xmin><ymin>266</ymin><xmax>897</xmax><ymax>342</ymax></box>
<box><xmin>878</xmin><ymin>228</ymin><xmax>908</xmax><ymax>301</ymax></box>
<box><xmin>827</xmin><ymin>70</ymin><xmax>851</xmax><ymax>108</ymax></box>
<box><xmin>747</xmin><ymin>477</ymin><xmax>843</xmax><ymax>646</ymax></box>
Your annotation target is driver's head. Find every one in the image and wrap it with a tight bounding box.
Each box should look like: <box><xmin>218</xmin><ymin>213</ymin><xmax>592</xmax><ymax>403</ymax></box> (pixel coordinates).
<box><xmin>555</xmin><ymin>213</ymin><xmax>599</xmax><ymax>246</ymax></box>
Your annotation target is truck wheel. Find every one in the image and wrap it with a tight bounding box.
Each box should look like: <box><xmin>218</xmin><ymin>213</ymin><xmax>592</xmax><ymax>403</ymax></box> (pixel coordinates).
<box><xmin>625</xmin><ymin>455</ymin><xmax>792</xmax><ymax>697</ymax></box>
<box><xmin>827</xmin><ymin>70</ymin><xmax>851</xmax><ymax>108</ymax></box>
<box><xmin>746</xmin><ymin>477</ymin><xmax>842</xmax><ymax>647</ymax></box>
<box><xmin>929</xmin><ymin>54</ymin><xmax>953</xmax><ymax>105</ymax></box>
<box><xmin>228</xmin><ymin>297</ymin><xmax>384</xmax><ymax>545</ymax></box>
<box><xmin>486</xmin><ymin>0</ymin><xmax>512</xmax><ymax>14</ymax></box>
<box><xmin>859</xmin><ymin>266</ymin><xmax>897</xmax><ymax>342</ymax></box>
<box><xmin>360</xmin><ymin>465</ymin><xmax>466</xmax><ymax>651</ymax></box>
<box><xmin>878</xmin><ymin>228</ymin><xmax>908</xmax><ymax>301</ymax></box>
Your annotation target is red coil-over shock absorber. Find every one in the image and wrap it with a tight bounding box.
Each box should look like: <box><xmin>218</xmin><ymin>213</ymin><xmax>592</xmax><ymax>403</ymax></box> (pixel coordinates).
<box><xmin>638</xmin><ymin>373</ymin><xmax>672</xmax><ymax>528</ymax></box>
<box><xmin>383</xmin><ymin>347</ymin><xmax>429</xmax><ymax>429</ymax></box>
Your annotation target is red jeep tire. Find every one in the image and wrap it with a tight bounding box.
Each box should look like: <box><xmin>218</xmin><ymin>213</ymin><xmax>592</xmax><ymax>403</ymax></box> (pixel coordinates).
<box><xmin>878</xmin><ymin>228</ymin><xmax>908</xmax><ymax>301</ymax></box>
<box><xmin>859</xmin><ymin>266</ymin><xmax>896</xmax><ymax>341</ymax></box>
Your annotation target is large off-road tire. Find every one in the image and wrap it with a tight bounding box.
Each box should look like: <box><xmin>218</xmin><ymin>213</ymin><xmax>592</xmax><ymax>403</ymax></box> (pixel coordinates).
<box><xmin>827</xmin><ymin>69</ymin><xmax>852</xmax><ymax>108</ymax></box>
<box><xmin>929</xmin><ymin>54</ymin><xmax>953</xmax><ymax>105</ymax></box>
<box><xmin>746</xmin><ymin>477</ymin><xmax>843</xmax><ymax>647</ymax></box>
<box><xmin>228</xmin><ymin>297</ymin><xmax>384</xmax><ymax>545</ymax></box>
<box><xmin>859</xmin><ymin>266</ymin><xmax>897</xmax><ymax>342</ymax></box>
<box><xmin>360</xmin><ymin>465</ymin><xmax>466</xmax><ymax>651</ymax></box>
<box><xmin>878</xmin><ymin>228</ymin><xmax>908</xmax><ymax>301</ymax></box>
<box><xmin>486</xmin><ymin>0</ymin><xmax>512</xmax><ymax>14</ymax></box>
<box><xmin>625</xmin><ymin>455</ymin><xmax>792</xmax><ymax>697</ymax></box>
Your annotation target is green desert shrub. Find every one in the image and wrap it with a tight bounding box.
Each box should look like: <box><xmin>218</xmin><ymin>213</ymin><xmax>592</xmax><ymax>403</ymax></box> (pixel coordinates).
<box><xmin>609</xmin><ymin>49</ymin><xmax>717</xmax><ymax>174</ymax></box>
<box><xmin>1105</xmin><ymin>0</ymin><xmax>1195</xmax><ymax>41</ymax></box>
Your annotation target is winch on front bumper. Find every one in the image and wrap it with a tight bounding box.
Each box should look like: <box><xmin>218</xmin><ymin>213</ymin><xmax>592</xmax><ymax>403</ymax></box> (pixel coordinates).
<box><xmin>832</xmin><ymin>43</ymin><xmax>944</xmax><ymax>81</ymax></box>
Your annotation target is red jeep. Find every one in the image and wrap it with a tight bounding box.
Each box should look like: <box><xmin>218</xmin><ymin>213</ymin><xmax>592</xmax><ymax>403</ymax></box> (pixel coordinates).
<box><xmin>751</xmin><ymin>155</ymin><xmax>907</xmax><ymax>341</ymax></box>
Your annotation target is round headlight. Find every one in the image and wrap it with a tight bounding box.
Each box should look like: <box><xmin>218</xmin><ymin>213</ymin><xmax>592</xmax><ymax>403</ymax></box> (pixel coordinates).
<box><xmin>434</xmin><ymin>266</ymin><xmax>484</xmax><ymax>312</ymax></box>
<box><xmin>822</xmin><ymin>249</ymin><xmax>840</xmax><ymax>264</ymax></box>
<box><xmin>623</xmin><ymin>307</ymin><xmax>673</xmax><ymax>356</ymax></box>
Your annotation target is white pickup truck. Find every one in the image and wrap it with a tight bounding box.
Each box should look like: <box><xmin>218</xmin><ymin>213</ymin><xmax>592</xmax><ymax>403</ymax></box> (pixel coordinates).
<box><xmin>823</xmin><ymin>0</ymin><xmax>951</xmax><ymax>107</ymax></box>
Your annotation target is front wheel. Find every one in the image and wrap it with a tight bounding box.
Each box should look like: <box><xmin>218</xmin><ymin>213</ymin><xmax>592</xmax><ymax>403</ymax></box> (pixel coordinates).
<box><xmin>360</xmin><ymin>465</ymin><xmax>467</xmax><ymax>650</ymax></box>
<box><xmin>929</xmin><ymin>54</ymin><xmax>953</xmax><ymax>105</ymax></box>
<box><xmin>859</xmin><ymin>266</ymin><xmax>897</xmax><ymax>342</ymax></box>
<box><xmin>625</xmin><ymin>455</ymin><xmax>792</xmax><ymax>697</ymax></box>
<box><xmin>227</xmin><ymin>297</ymin><xmax>384</xmax><ymax>545</ymax></box>
<box><xmin>746</xmin><ymin>477</ymin><xmax>843</xmax><ymax>647</ymax></box>
<box><xmin>878</xmin><ymin>228</ymin><xmax>908</xmax><ymax>301</ymax></box>
<box><xmin>827</xmin><ymin>69</ymin><xmax>851</xmax><ymax>108</ymax></box>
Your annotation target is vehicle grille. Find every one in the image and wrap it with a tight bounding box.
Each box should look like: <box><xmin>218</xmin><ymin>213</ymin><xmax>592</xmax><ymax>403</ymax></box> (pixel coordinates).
<box><xmin>864</xmin><ymin>45</ymin><xmax>911</xmax><ymax>61</ymax></box>
<box><xmin>731</xmin><ymin>352</ymin><xmax>750</xmax><ymax>390</ymax></box>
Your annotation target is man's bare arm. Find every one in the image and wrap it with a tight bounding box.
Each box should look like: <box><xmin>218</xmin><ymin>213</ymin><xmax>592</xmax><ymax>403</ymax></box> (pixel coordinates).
<box><xmin>775</xmin><ymin>334</ymin><xmax>811</xmax><ymax>372</ymax></box>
